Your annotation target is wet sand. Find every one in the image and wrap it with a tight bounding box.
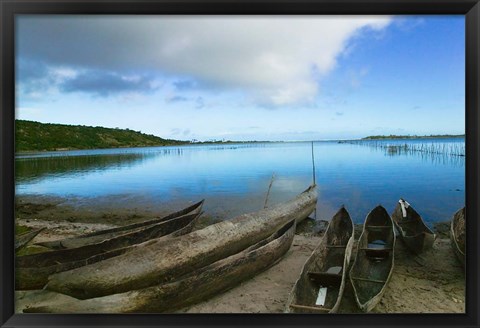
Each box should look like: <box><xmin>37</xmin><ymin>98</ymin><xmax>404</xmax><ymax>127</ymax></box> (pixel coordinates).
<box><xmin>181</xmin><ymin>234</ymin><xmax>464</xmax><ymax>314</ymax></box>
<box><xmin>15</xmin><ymin>197</ymin><xmax>465</xmax><ymax>314</ymax></box>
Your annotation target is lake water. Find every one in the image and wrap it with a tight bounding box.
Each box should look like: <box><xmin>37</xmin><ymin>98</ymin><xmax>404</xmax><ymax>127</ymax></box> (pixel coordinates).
<box><xmin>15</xmin><ymin>138</ymin><xmax>465</xmax><ymax>225</ymax></box>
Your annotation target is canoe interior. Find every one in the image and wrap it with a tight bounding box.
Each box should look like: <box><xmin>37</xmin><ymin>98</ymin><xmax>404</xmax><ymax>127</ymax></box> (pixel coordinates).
<box><xmin>287</xmin><ymin>207</ymin><xmax>354</xmax><ymax>313</ymax></box>
<box><xmin>392</xmin><ymin>200</ymin><xmax>434</xmax><ymax>238</ymax></box>
<box><xmin>350</xmin><ymin>205</ymin><xmax>395</xmax><ymax>312</ymax></box>
<box><xmin>15</xmin><ymin>227</ymin><xmax>45</xmax><ymax>251</ymax></box>
<box><xmin>36</xmin><ymin>200</ymin><xmax>204</xmax><ymax>249</ymax></box>
<box><xmin>17</xmin><ymin>211</ymin><xmax>201</xmax><ymax>268</ymax></box>
<box><xmin>450</xmin><ymin>207</ymin><xmax>465</xmax><ymax>267</ymax></box>
<box><xmin>82</xmin><ymin>199</ymin><xmax>204</xmax><ymax>237</ymax></box>
<box><xmin>16</xmin><ymin>247</ymin><xmax>132</xmax><ymax>290</ymax></box>
<box><xmin>15</xmin><ymin>212</ymin><xmax>202</xmax><ymax>290</ymax></box>
<box><xmin>391</xmin><ymin>199</ymin><xmax>435</xmax><ymax>254</ymax></box>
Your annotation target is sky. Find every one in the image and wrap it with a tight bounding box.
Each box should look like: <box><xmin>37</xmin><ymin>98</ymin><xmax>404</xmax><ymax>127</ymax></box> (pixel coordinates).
<box><xmin>16</xmin><ymin>15</ymin><xmax>465</xmax><ymax>141</ymax></box>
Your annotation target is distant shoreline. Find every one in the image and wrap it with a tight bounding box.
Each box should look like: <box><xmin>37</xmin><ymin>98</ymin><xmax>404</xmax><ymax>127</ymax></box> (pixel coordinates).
<box><xmin>15</xmin><ymin>136</ymin><xmax>466</xmax><ymax>155</ymax></box>
<box><xmin>15</xmin><ymin>140</ymin><xmax>280</xmax><ymax>156</ymax></box>
<box><xmin>16</xmin><ymin>119</ymin><xmax>465</xmax><ymax>153</ymax></box>
<box><xmin>361</xmin><ymin>134</ymin><xmax>465</xmax><ymax>140</ymax></box>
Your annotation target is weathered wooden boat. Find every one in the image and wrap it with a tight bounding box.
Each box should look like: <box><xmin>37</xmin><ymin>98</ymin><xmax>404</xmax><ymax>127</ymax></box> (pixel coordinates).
<box><xmin>36</xmin><ymin>200</ymin><xmax>204</xmax><ymax>249</ymax></box>
<box><xmin>391</xmin><ymin>199</ymin><xmax>435</xmax><ymax>254</ymax></box>
<box><xmin>24</xmin><ymin>220</ymin><xmax>297</xmax><ymax>313</ymax></box>
<box><xmin>349</xmin><ymin>205</ymin><xmax>395</xmax><ymax>312</ymax></box>
<box><xmin>285</xmin><ymin>206</ymin><xmax>354</xmax><ymax>313</ymax></box>
<box><xmin>450</xmin><ymin>207</ymin><xmax>465</xmax><ymax>269</ymax></box>
<box><xmin>15</xmin><ymin>227</ymin><xmax>45</xmax><ymax>252</ymax></box>
<box><xmin>15</xmin><ymin>211</ymin><xmax>202</xmax><ymax>290</ymax></box>
<box><xmin>46</xmin><ymin>185</ymin><xmax>317</xmax><ymax>299</ymax></box>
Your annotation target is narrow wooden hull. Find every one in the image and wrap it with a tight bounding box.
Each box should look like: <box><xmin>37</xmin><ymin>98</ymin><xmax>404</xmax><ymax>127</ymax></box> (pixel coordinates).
<box><xmin>391</xmin><ymin>199</ymin><xmax>435</xmax><ymax>254</ymax></box>
<box><xmin>450</xmin><ymin>207</ymin><xmax>465</xmax><ymax>269</ymax></box>
<box><xmin>15</xmin><ymin>227</ymin><xmax>45</xmax><ymax>252</ymax></box>
<box><xmin>46</xmin><ymin>185</ymin><xmax>317</xmax><ymax>299</ymax></box>
<box><xmin>24</xmin><ymin>220</ymin><xmax>297</xmax><ymax>313</ymax></box>
<box><xmin>16</xmin><ymin>211</ymin><xmax>201</xmax><ymax>290</ymax></box>
<box><xmin>36</xmin><ymin>200</ymin><xmax>204</xmax><ymax>250</ymax></box>
<box><xmin>349</xmin><ymin>205</ymin><xmax>395</xmax><ymax>312</ymax></box>
<box><xmin>285</xmin><ymin>207</ymin><xmax>354</xmax><ymax>313</ymax></box>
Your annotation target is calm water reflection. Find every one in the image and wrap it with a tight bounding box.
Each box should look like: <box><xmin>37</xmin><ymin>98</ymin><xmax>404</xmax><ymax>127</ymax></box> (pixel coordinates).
<box><xmin>15</xmin><ymin>140</ymin><xmax>465</xmax><ymax>224</ymax></box>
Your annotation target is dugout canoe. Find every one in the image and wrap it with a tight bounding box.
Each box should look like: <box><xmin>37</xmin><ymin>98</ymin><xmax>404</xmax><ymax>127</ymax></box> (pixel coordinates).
<box><xmin>16</xmin><ymin>227</ymin><xmax>45</xmax><ymax>252</ymax></box>
<box><xmin>25</xmin><ymin>220</ymin><xmax>297</xmax><ymax>313</ymax></box>
<box><xmin>285</xmin><ymin>206</ymin><xmax>354</xmax><ymax>313</ymax></box>
<box><xmin>391</xmin><ymin>199</ymin><xmax>435</xmax><ymax>254</ymax></box>
<box><xmin>36</xmin><ymin>200</ymin><xmax>204</xmax><ymax>250</ymax></box>
<box><xmin>349</xmin><ymin>205</ymin><xmax>395</xmax><ymax>312</ymax></box>
<box><xmin>46</xmin><ymin>185</ymin><xmax>317</xmax><ymax>299</ymax></box>
<box><xmin>450</xmin><ymin>207</ymin><xmax>465</xmax><ymax>269</ymax></box>
<box><xmin>16</xmin><ymin>211</ymin><xmax>202</xmax><ymax>290</ymax></box>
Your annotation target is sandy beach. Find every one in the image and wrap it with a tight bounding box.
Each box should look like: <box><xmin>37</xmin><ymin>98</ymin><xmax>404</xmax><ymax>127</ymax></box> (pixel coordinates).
<box><xmin>15</xmin><ymin>197</ymin><xmax>465</xmax><ymax>314</ymax></box>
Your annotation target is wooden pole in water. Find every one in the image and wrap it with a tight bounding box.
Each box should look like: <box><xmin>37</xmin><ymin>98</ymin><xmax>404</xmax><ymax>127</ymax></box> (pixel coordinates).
<box><xmin>263</xmin><ymin>173</ymin><xmax>275</xmax><ymax>209</ymax></box>
<box><xmin>311</xmin><ymin>141</ymin><xmax>317</xmax><ymax>220</ymax></box>
<box><xmin>311</xmin><ymin>141</ymin><xmax>316</xmax><ymax>185</ymax></box>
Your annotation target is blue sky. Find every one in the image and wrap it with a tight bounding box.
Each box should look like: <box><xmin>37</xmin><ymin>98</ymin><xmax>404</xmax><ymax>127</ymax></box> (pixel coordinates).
<box><xmin>16</xmin><ymin>15</ymin><xmax>465</xmax><ymax>141</ymax></box>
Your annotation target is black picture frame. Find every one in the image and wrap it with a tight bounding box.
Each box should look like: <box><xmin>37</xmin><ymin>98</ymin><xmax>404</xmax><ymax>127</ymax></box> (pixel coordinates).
<box><xmin>1</xmin><ymin>1</ymin><xmax>479</xmax><ymax>327</ymax></box>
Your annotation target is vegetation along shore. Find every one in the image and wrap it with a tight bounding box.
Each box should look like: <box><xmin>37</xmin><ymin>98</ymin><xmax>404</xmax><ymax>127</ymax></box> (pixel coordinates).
<box><xmin>16</xmin><ymin>120</ymin><xmax>270</xmax><ymax>153</ymax></box>
<box><xmin>361</xmin><ymin>134</ymin><xmax>465</xmax><ymax>140</ymax></box>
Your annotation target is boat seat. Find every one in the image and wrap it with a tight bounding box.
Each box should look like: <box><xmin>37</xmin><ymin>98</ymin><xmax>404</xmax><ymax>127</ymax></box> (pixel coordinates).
<box><xmin>366</xmin><ymin>225</ymin><xmax>392</xmax><ymax>229</ymax></box>
<box><xmin>367</xmin><ymin>240</ymin><xmax>388</xmax><ymax>249</ymax></box>
<box><xmin>359</xmin><ymin>248</ymin><xmax>392</xmax><ymax>260</ymax></box>
<box><xmin>289</xmin><ymin>304</ymin><xmax>332</xmax><ymax>313</ymax></box>
<box><xmin>326</xmin><ymin>245</ymin><xmax>347</xmax><ymax>248</ymax></box>
<box><xmin>326</xmin><ymin>266</ymin><xmax>342</xmax><ymax>274</ymax></box>
<box><xmin>351</xmin><ymin>276</ymin><xmax>386</xmax><ymax>284</ymax></box>
<box><xmin>307</xmin><ymin>271</ymin><xmax>342</xmax><ymax>287</ymax></box>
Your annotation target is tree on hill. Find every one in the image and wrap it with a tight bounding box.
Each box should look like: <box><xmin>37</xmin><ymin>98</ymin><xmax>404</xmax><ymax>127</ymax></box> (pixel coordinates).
<box><xmin>15</xmin><ymin>120</ymin><xmax>188</xmax><ymax>152</ymax></box>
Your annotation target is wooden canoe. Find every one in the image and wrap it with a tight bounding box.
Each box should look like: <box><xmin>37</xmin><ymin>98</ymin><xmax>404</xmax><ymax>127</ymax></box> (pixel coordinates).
<box><xmin>285</xmin><ymin>206</ymin><xmax>354</xmax><ymax>314</ymax></box>
<box><xmin>15</xmin><ymin>227</ymin><xmax>45</xmax><ymax>252</ymax></box>
<box><xmin>450</xmin><ymin>207</ymin><xmax>465</xmax><ymax>269</ymax></box>
<box><xmin>349</xmin><ymin>205</ymin><xmax>395</xmax><ymax>312</ymax></box>
<box><xmin>36</xmin><ymin>200</ymin><xmax>204</xmax><ymax>249</ymax></box>
<box><xmin>15</xmin><ymin>211</ymin><xmax>202</xmax><ymax>290</ymax></box>
<box><xmin>24</xmin><ymin>220</ymin><xmax>297</xmax><ymax>313</ymax></box>
<box><xmin>391</xmin><ymin>199</ymin><xmax>435</xmax><ymax>254</ymax></box>
<box><xmin>46</xmin><ymin>185</ymin><xmax>317</xmax><ymax>299</ymax></box>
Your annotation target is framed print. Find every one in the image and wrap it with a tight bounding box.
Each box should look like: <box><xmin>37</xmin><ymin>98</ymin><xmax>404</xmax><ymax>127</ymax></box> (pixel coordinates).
<box><xmin>1</xmin><ymin>0</ymin><xmax>479</xmax><ymax>327</ymax></box>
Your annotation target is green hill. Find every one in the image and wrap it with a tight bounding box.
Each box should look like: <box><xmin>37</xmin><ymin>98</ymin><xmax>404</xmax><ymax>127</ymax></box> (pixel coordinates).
<box><xmin>16</xmin><ymin>120</ymin><xmax>187</xmax><ymax>152</ymax></box>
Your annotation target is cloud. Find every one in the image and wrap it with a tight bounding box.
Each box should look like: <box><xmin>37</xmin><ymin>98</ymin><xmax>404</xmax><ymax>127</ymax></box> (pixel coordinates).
<box><xmin>335</xmin><ymin>111</ymin><xmax>344</xmax><ymax>116</ymax></box>
<box><xmin>17</xmin><ymin>59</ymin><xmax>49</xmax><ymax>81</ymax></box>
<box><xmin>169</xmin><ymin>128</ymin><xmax>191</xmax><ymax>137</ymax></box>
<box><xmin>16</xmin><ymin>59</ymin><xmax>57</xmax><ymax>97</ymax></box>
<box><xmin>173</xmin><ymin>80</ymin><xmax>197</xmax><ymax>90</ymax></box>
<box><xmin>16</xmin><ymin>107</ymin><xmax>44</xmax><ymax>120</ymax></box>
<box><xmin>393</xmin><ymin>16</ymin><xmax>425</xmax><ymax>32</ymax></box>
<box><xmin>170</xmin><ymin>128</ymin><xmax>181</xmax><ymax>135</ymax></box>
<box><xmin>60</xmin><ymin>70</ymin><xmax>158</xmax><ymax>96</ymax></box>
<box><xmin>348</xmin><ymin>67</ymin><xmax>369</xmax><ymax>89</ymax></box>
<box><xmin>166</xmin><ymin>95</ymin><xmax>189</xmax><ymax>103</ymax></box>
<box><xmin>17</xmin><ymin>16</ymin><xmax>392</xmax><ymax>106</ymax></box>
<box><xmin>195</xmin><ymin>97</ymin><xmax>204</xmax><ymax>109</ymax></box>
<box><xmin>17</xmin><ymin>60</ymin><xmax>158</xmax><ymax>99</ymax></box>
<box><xmin>165</xmin><ymin>94</ymin><xmax>205</xmax><ymax>109</ymax></box>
